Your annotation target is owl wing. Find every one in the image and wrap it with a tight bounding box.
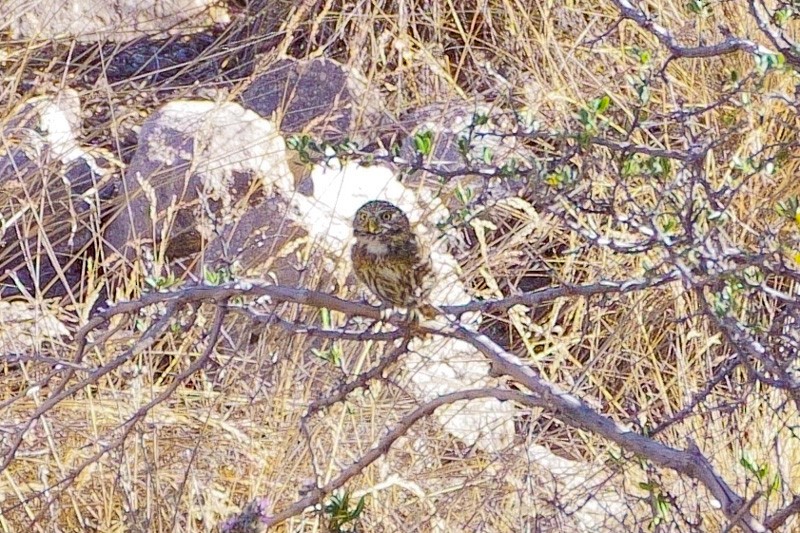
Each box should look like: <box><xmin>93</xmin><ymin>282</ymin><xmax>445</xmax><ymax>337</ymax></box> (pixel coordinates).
<box><xmin>411</xmin><ymin>236</ymin><xmax>434</xmax><ymax>301</ymax></box>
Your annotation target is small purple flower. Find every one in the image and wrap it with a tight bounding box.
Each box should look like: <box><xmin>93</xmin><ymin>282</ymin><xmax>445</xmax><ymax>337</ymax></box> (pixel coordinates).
<box><xmin>220</xmin><ymin>498</ymin><xmax>273</xmax><ymax>533</ymax></box>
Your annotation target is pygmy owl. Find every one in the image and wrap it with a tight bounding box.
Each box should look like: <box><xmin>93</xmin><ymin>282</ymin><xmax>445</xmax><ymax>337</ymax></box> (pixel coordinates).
<box><xmin>351</xmin><ymin>200</ymin><xmax>434</xmax><ymax>315</ymax></box>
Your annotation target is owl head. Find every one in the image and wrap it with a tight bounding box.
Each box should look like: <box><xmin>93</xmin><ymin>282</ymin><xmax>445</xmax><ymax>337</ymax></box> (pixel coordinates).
<box><xmin>352</xmin><ymin>200</ymin><xmax>411</xmax><ymax>238</ymax></box>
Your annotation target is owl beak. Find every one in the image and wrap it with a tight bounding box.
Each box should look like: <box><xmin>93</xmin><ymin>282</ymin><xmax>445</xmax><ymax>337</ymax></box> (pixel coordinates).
<box><xmin>366</xmin><ymin>218</ymin><xmax>379</xmax><ymax>234</ymax></box>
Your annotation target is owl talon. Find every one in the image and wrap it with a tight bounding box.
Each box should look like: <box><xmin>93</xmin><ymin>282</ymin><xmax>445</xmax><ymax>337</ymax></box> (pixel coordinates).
<box><xmin>363</xmin><ymin>307</ymin><xmax>401</xmax><ymax>333</ymax></box>
<box><xmin>407</xmin><ymin>308</ymin><xmax>422</xmax><ymax>324</ymax></box>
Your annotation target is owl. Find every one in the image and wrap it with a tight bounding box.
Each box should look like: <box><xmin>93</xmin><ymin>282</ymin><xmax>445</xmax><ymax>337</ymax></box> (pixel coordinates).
<box><xmin>350</xmin><ymin>200</ymin><xmax>434</xmax><ymax>317</ymax></box>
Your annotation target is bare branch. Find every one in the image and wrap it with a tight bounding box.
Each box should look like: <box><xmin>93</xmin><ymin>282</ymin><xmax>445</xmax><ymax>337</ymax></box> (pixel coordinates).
<box><xmin>7</xmin><ymin>277</ymin><xmax>775</xmax><ymax>531</ymax></box>
<box><xmin>262</xmin><ymin>388</ymin><xmax>545</xmax><ymax>528</ymax></box>
<box><xmin>229</xmin><ymin>304</ymin><xmax>406</xmax><ymax>342</ymax></box>
<box><xmin>747</xmin><ymin>0</ymin><xmax>800</xmax><ymax>66</ymax></box>
<box><xmin>588</xmin><ymin>135</ymin><xmax>709</xmax><ymax>162</ymax></box>
<box><xmin>430</xmin><ymin>322</ymin><xmax>767</xmax><ymax>533</ymax></box>
<box><xmin>23</xmin><ymin>306</ymin><xmax>227</xmax><ymax>526</ymax></box>
<box><xmin>0</xmin><ymin>301</ymin><xmax>181</xmax><ymax>474</ymax></box>
<box><xmin>85</xmin><ymin>276</ymin><xmax>676</xmax><ymax>327</ymax></box>
<box><xmin>609</xmin><ymin>0</ymin><xmax>773</xmax><ymax>59</ymax></box>
<box><xmin>303</xmin><ymin>342</ymin><xmax>411</xmax><ymax>417</ymax></box>
<box><xmin>766</xmin><ymin>494</ymin><xmax>800</xmax><ymax>530</ymax></box>
<box><xmin>442</xmin><ymin>272</ymin><xmax>679</xmax><ymax>315</ymax></box>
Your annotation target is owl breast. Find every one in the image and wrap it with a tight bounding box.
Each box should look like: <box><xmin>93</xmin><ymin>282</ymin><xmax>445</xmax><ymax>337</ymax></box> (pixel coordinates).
<box><xmin>363</xmin><ymin>239</ymin><xmax>388</xmax><ymax>255</ymax></box>
<box><xmin>351</xmin><ymin>234</ymin><xmax>432</xmax><ymax>308</ymax></box>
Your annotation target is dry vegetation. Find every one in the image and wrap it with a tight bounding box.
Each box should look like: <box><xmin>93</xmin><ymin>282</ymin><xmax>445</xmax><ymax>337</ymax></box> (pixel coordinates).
<box><xmin>3</xmin><ymin>0</ymin><xmax>800</xmax><ymax>532</ymax></box>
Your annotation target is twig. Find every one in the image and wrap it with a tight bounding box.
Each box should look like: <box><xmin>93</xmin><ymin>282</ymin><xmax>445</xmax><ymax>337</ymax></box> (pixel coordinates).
<box><xmin>427</xmin><ymin>321</ymin><xmax>766</xmax><ymax>533</ymax></box>
<box><xmin>229</xmin><ymin>305</ymin><xmax>406</xmax><ymax>342</ymax></box>
<box><xmin>766</xmin><ymin>494</ymin><xmax>800</xmax><ymax>530</ymax></box>
<box><xmin>20</xmin><ymin>307</ymin><xmax>227</xmax><ymax>525</ymax></box>
<box><xmin>0</xmin><ymin>302</ymin><xmax>179</xmax><ymax>474</ymax></box>
<box><xmin>262</xmin><ymin>388</ymin><xmax>542</xmax><ymax>528</ymax></box>
<box><xmin>610</xmin><ymin>0</ymin><xmax>773</xmax><ymax>59</ymax></box>
<box><xmin>304</xmin><ymin>342</ymin><xmax>411</xmax><ymax>418</ymax></box>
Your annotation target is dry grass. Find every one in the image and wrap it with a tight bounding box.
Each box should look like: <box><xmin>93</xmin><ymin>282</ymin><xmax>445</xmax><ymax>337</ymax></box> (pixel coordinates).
<box><xmin>2</xmin><ymin>0</ymin><xmax>800</xmax><ymax>531</ymax></box>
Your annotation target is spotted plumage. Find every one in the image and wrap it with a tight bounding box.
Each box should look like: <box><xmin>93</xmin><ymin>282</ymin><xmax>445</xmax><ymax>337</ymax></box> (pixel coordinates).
<box><xmin>351</xmin><ymin>200</ymin><xmax>434</xmax><ymax>314</ymax></box>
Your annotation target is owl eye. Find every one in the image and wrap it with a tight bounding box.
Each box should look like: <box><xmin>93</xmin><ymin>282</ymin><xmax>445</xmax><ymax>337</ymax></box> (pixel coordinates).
<box><xmin>381</xmin><ymin>212</ymin><xmax>393</xmax><ymax>221</ymax></box>
<box><xmin>358</xmin><ymin>212</ymin><xmax>368</xmax><ymax>222</ymax></box>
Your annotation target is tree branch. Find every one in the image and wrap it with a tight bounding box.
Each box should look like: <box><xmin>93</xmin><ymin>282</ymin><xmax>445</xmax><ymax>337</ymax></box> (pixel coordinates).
<box><xmin>16</xmin><ymin>278</ymin><xmax>772</xmax><ymax>531</ymax></box>
<box><xmin>430</xmin><ymin>321</ymin><xmax>766</xmax><ymax>533</ymax></box>
<box><xmin>261</xmin><ymin>388</ymin><xmax>545</xmax><ymax>528</ymax></box>
<box><xmin>610</xmin><ymin>0</ymin><xmax>774</xmax><ymax>59</ymax></box>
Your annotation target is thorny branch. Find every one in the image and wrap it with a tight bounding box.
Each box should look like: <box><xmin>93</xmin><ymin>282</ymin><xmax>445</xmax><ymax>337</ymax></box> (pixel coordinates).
<box><xmin>0</xmin><ymin>301</ymin><xmax>180</xmax><ymax>474</ymax></box>
<box><xmin>1</xmin><ymin>274</ymin><xmax>780</xmax><ymax>531</ymax></box>
<box><xmin>262</xmin><ymin>388</ymin><xmax>549</xmax><ymax>528</ymax></box>
<box><xmin>609</xmin><ymin>0</ymin><xmax>800</xmax><ymax>74</ymax></box>
<box><xmin>22</xmin><ymin>306</ymin><xmax>227</xmax><ymax>526</ymax></box>
<box><xmin>608</xmin><ymin>0</ymin><xmax>779</xmax><ymax>61</ymax></box>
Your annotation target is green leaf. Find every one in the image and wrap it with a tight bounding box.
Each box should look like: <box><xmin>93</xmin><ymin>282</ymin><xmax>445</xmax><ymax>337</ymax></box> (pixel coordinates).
<box><xmin>774</xmin><ymin>7</ymin><xmax>793</xmax><ymax>26</ymax></box>
<box><xmin>769</xmin><ymin>474</ymin><xmax>782</xmax><ymax>496</ymax></box>
<box><xmin>454</xmin><ymin>184</ymin><xmax>473</xmax><ymax>205</ymax></box>
<box><xmin>578</xmin><ymin>108</ymin><xmax>591</xmax><ymax>126</ymax></box>
<box><xmin>457</xmin><ymin>136</ymin><xmax>471</xmax><ymax>157</ymax></box>
<box><xmin>755</xmin><ymin>52</ymin><xmax>786</xmax><ymax>74</ymax></box>
<box><xmin>320</xmin><ymin>307</ymin><xmax>332</xmax><ymax>329</ymax></box>
<box><xmin>413</xmin><ymin>130</ymin><xmax>434</xmax><ymax>156</ymax></box>
<box><xmin>473</xmin><ymin>112</ymin><xmax>489</xmax><ymax>126</ymax></box>
<box><xmin>686</xmin><ymin>0</ymin><xmax>708</xmax><ymax>14</ymax></box>
<box><xmin>594</xmin><ymin>95</ymin><xmax>611</xmax><ymax>114</ymax></box>
<box><xmin>481</xmin><ymin>146</ymin><xmax>493</xmax><ymax>164</ymax></box>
